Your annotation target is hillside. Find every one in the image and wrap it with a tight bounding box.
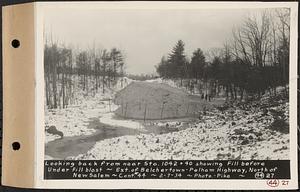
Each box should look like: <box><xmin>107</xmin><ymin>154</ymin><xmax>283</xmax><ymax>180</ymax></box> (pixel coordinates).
<box><xmin>71</xmin><ymin>90</ymin><xmax>289</xmax><ymax>160</ymax></box>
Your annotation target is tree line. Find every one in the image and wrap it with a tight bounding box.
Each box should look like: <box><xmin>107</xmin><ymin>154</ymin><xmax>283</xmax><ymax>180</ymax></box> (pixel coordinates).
<box><xmin>44</xmin><ymin>43</ymin><xmax>125</xmax><ymax>109</ymax></box>
<box><xmin>156</xmin><ymin>9</ymin><xmax>290</xmax><ymax>100</ymax></box>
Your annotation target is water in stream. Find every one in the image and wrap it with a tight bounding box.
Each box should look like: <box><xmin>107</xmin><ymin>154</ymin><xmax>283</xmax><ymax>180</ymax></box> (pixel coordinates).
<box><xmin>45</xmin><ymin>117</ymin><xmax>190</xmax><ymax>159</ymax></box>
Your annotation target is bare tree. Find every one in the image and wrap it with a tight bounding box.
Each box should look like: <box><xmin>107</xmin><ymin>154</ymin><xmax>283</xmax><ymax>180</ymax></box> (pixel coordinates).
<box><xmin>232</xmin><ymin>11</ymin><xmax>272</xmax><ymax>68</ymax></box>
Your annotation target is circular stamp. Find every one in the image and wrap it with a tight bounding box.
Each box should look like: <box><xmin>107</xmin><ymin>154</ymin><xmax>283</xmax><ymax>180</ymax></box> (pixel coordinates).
<box><xmin>254</xmin><ymin>172</ymin><xmax>265</xmax><ymax>179</ymax></box>
<box><xmin>266</xmin><ymin>179</ymin><xmax>280</xmax><ymax>187</ymax></box>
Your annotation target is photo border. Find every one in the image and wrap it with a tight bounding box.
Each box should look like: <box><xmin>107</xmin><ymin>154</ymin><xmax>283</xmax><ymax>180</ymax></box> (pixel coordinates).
<box><xmin>35</xmin><ymin>1</ymin><xmax>298</xmax><ymax>190</ymax></box>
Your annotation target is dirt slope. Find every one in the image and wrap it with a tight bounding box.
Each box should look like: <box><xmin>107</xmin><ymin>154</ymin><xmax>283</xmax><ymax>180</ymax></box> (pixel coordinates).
<box><xmin>114</xmin><ymin>81</ymin><xmax>213</xmax><ymax>119</ymax></box>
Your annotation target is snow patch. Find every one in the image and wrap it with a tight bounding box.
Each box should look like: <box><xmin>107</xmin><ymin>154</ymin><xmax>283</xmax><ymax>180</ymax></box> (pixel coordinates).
<box><xmin>100</xmin><ymin>113</ymin><xmax>144</xmax><ymax>130</ymax></box>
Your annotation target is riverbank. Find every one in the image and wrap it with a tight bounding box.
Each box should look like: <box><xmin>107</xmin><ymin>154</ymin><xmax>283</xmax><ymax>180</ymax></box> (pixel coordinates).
<box><xmin>71</xmin><ymin>92</ymin><xmax>289</xmax><ymax>160</ymax></box>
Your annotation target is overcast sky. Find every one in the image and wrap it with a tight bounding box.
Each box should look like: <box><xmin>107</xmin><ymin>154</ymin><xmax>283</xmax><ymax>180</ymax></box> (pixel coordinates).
<box><xmin>44</xmin><ymin>8</ymin><xmax>262</xmax><ymax>75</ymax></box>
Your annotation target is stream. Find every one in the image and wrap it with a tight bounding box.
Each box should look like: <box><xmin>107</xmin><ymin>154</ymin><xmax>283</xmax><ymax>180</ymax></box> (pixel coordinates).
<box><xmin>45</xmin><ymin>117</ymin><xmax>189</xmax><ymax>159</ymax></box>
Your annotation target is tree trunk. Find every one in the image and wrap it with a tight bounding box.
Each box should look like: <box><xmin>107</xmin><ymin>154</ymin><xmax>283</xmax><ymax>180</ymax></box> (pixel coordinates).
<box><xmin>143</xmin><ymin>103</ymin><xmax>147</xmax><ymax>122</ymax></box>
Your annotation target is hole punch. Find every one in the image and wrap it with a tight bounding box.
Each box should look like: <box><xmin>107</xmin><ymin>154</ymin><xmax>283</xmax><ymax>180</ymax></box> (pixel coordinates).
<box><xmin>12</xmin><ymin>142</ymin><xmax>20</xmax><ymax>150</ymax></box>
<box><xmin>11</xmin><ymin>39</ymin><xmax>20</xmax><ymax>48</ymax></box>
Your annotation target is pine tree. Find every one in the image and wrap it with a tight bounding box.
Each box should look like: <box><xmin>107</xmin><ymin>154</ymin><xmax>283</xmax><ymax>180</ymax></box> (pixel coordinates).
<box><xmin>190</xmin><ymin>48</ymin><xmax>206</xmax><ymax>81</ymax></box>
<box><xmin>156</xmin><ymin>56</ymin><xmax>169</xmax><ymax>78</ymax></box>
<box><xmin>168</xmin><ymin>40</ymin><xmax>188</xmax><ymax>84</ymax></box>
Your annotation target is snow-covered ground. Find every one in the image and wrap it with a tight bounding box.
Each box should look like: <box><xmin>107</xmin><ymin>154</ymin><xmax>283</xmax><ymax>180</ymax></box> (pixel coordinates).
<box><xmin>146</xmin><ymin>78</ymin><xmax>219</xmax><ymax>96</ymax></box>
<box><xmin>70</xmin><ymin>92</ymin><xmax>289</xmax><ymax>160</ymax></box>
<box><xmin>45</xmin><ymin>77</ymin><xmax>132</xmax><ymax>143</ymax></box>
<box><xmin>45</xmin><ymin>95</ymin><xmax>116</xmax><ymax>140</ymax></box>
<box><xmin>100</xmin><ymin>113</ymin><xmax>144</xmax><ymax>130</ymax></box>
<box><xmin>146</xmin><ymin>78</ymin><xmax>180</xmax><ymax>89</ymax></box>
<box><xmin>45</xmin><ymin>133</ymin><xmax>61</xmax><ymax>144</ymax></box>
